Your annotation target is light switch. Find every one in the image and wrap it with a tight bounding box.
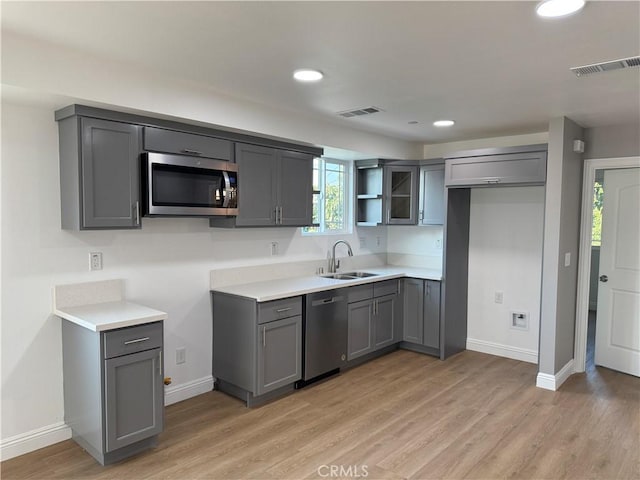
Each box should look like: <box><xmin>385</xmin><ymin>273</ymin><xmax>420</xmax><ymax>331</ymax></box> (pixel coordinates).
<box><xmin>564</xmin><ymin>252</ymin><xmax>571</xmax><ymax>267</ymax></box>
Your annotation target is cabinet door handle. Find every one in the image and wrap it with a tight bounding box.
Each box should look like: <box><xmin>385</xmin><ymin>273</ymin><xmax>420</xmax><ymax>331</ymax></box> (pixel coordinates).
<box><xmin>181</xmin><ymin>148</ymin><xmax>202</xmax><ymax>156</ymax></box>
<box><xmin>419</xmin><ymin>210</ymin><xmax>424</xmax><ymax>222</ymax></box>
<box><xmin>279</xmin><ymin>206</ymin><xmax>283</xmax><ymax>224</ymax></box>
<box><xmin>124</xmin><ymin>337</ymin><xmax>150</xmax><ymax>345</ymax></box>
<box><xmin>387</xmin><ymin>209</ymin><xmax>391</xmax><ymax>224</ymax></box>
<box><xmin>134</xmin><ymin>201</ymin><xmax>141</xmax><ymax>226</ymax></box>
<box><xmin>485</xmin><ymin>178</ymin><xmax>501</xmax><ymax>184</ymax></box>
<box><xmin>157</xmin><ymin>350</ymin><xmax>162</xmax><ymax>376</ymax></box>
<box><xmin>263</xmin><ymin>327</ymin><xmax>266</xmax><ymax>347</ymax></box>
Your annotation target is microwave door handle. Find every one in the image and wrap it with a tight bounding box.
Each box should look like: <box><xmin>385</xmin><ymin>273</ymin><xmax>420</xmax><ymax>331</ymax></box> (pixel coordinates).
<box><xmin>221</xmin><ymin>171</ymin><xmax>231</xmax><ymax>208</ymax></box>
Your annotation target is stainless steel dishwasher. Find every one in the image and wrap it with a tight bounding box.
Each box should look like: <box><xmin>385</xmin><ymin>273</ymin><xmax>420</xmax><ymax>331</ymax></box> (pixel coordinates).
<box><xmin>297</xmin><ymin>289</ymin><xmax>348</xmax><ymax>387</ymax></box>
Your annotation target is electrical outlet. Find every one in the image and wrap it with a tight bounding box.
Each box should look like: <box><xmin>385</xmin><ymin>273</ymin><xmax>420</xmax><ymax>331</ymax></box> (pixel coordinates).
<box><xmin>359</xmin><ymin>236</ymin><xmax>366</xmax><ymax>246</ymax></box>
<box><xmin>270</xmin><ymin>242</ymin><xmax>278</xmax><ymax>256</ymax></box>
<box><xmin>494</xmin><ymin>291</ymin><xmax>504</xmax><ymax>304</ymax></box>
<box><xmin>89</xmin><ymin>252</ymin><xmax>102</xmax><ymax>271</ymax></box>
<box><xmin>376</xmin><ymin>236</ymin><xmax>381</xmax><ymax>246</ymax></box>
<box><xmin>435</xmin><ymin>238</ymin><xmax>443</xmax><ymax>249</ymax></box>
<box><xmin>511</xmin><ymin>312</ymin><xmax>529</xmax><ymax>330</ymax></box>
<box><xmin>176</xmin><ymin>347</ymin><xmax>186</xmax><ymax>365</ymax></box>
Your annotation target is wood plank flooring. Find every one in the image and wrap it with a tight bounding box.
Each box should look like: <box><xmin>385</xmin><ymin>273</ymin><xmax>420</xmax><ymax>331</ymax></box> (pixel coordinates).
<box><xmin>2</xmin><ymin>349</ymin><xmax>638</xmax><ymax>480</ymax></box>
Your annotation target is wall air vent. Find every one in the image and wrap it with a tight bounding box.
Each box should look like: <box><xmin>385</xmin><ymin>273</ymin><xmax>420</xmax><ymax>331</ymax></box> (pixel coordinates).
<box><xmin>570</xmin><ymin>56</ymin><xmax>640</xmax><ymax>76</ymax></box>
<box><xmin>337</xmin><ymin>106</ymin><xmax>382</xmax><ymax>118</ymax></box>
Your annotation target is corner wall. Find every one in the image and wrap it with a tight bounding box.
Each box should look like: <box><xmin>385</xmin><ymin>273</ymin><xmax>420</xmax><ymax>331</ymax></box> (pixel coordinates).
<box><xmin>538</xmin><ymin>116</ymin><xmax>584</xmax><ymax>381</ymax></box>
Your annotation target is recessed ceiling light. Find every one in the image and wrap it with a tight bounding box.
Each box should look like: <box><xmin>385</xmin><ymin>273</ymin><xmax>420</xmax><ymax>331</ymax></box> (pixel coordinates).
<box><xmin>433</xmin><ymin>120</ymin><xmax>455</xmax><ymax>127</ymax></box>
<box><xmin>293</xmin><ymin>69</ymin><xmax>324</xmax><ymax>82</ymax></box>
<box><xmin>536</xmin><ymin>0</ymin><xmax>585</xmax><ymax>18</ymax></box>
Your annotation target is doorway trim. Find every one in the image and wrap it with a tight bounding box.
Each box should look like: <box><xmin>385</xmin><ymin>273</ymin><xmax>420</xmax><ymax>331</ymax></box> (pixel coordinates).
<box><xmin>574</xmin><ymin>156</ymin><xmax>640</xmax><ymax>373</ymax></box>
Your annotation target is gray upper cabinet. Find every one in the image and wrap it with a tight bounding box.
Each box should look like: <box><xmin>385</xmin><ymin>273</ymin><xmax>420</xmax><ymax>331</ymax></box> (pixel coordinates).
<box><xmin>143</xmin><ymin>127</ymin><xmax>233</xmax><ymax>160</ymax></box>
<box><xmin>444</xmin><ymin>148</ymin><xmax>547</xmax><ymax>187</ymax></box>
<box><xmin>212</xmin><ymin>143</ymin><xmax>313</xmax><ymax>227</ymax></box>
<box><xmin>384</xmin><ymin>165</ymin><xmax>418</xmax><ymax>224</ymax></box>
<box><xmin>279</xmin><ymin>150</ymin><xmax>313</xmax><ymax>226</ymax></box>
<box><xmin>355</xmin><ymin>161</ymin><xmax>384</xmax><ymax>226</ymax></box>
<box><xmin>58</xmin><ymin>116</ymin><xmax>142</xmax><ymax>230</ymax></box>
<box><xmin>419</xmin><ymin>165</ymin><xmax>445</xmax><ymax>225</ymax></box>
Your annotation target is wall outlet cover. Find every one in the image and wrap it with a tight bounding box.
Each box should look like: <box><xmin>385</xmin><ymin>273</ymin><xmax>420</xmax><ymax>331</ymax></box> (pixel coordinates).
<box><xmin>510</xmin><ymin>311</ymin><xmax>529</xmax><ymax>331</ymax></box>
<box><xmin>89</xmin><ymin>252</ymin><xmax>103</xmax><ymax>271</ymax></box>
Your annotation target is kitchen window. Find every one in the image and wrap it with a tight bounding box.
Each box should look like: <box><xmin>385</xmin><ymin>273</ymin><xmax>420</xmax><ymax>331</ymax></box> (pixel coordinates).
<box><xmin>303</xmin><ymin>158</ymin><xmax>352</xmax><ymax>235</ymax></box>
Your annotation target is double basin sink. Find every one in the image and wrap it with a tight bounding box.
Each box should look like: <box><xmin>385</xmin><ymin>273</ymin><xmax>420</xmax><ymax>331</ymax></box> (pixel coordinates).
<box><xmin>321</xmin><ymin>271</ymin><xmax>379</xmax><ymax>280</ymax></box>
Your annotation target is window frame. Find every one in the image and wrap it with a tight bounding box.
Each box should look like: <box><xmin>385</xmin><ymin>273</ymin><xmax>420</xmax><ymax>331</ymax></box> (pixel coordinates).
<box><xmin>302</xmin><ymin>157</ymin><xmax>352</xmax><ymax>236</ymax></box>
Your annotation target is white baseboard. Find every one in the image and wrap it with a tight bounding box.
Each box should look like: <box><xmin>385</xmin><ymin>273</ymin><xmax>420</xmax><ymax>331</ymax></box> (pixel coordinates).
<box><xmin>164</xmin><ymin>375</ymin><xmax>214</xmax><ymax>406</ymax></box>
<box><xmin>466</xmin><ymin>338</ymin><xmax>538</xmax><ymax>364</ymax></box>
<box><xmin>0</xmin><ymin>376</ymin><xmax>214</xmax><ymax>462</ymax></box>
<box><xmin>0</xmin><ymin>421</ymin><xmax>71</xmax><ymax>462</ymax></box>
<box><xmin>536</xmin><ymin>359</ymin><xmax>575</xmax><ymax>391</ymax></box>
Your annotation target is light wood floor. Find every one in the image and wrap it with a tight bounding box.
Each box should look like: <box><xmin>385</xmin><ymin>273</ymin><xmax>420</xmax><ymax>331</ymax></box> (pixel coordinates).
<box><xmin>2</xmin><ymin>349</ymin><xmax>638</xmax><ymax>480</ymax></box>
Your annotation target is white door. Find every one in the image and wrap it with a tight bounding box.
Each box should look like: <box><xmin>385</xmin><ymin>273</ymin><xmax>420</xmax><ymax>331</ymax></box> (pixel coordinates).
<box><xmin>595</xmin><ymin>168</ymin><xmax>640</xmax><ymax>377</ymax></box>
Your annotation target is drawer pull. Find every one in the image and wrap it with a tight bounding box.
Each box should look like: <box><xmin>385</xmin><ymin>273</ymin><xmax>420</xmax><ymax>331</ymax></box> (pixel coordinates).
<box><xmin>124</xmin><ymin>337</ymin><xmax>150</xmax><ymax>345</ymax></box>
<box><xmin>275</xmin><ymin>307</ymin><xmax>292</xmax><ymax>313</ymax></box>
<box><xmin>181</xmin><ymin>148</ymin><xmax>202</xmax><ymax>155</ymax></box>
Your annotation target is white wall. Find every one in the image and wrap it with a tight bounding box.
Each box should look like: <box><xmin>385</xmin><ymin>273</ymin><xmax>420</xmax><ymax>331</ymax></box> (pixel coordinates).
<box><xmin>386</xmin><ymin>225</ymin><xmax>443</xmax><ymax>269</ymax></box>
<box><xmin>0</xmin><ymin>101</ymin><xmax>387</xmax><ymax>451</ymax></box>
<box><xmin>466</xmin><ymin>187</ymin><xmax>544</xmax><ymax>363</ymax></box>
<box><xmin>423</xmin><ymin>132</ymin><xmax>549</xmax><ymax>159</ymax></box>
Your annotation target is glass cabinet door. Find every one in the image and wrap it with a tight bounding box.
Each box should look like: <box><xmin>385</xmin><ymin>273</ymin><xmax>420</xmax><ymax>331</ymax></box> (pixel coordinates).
<box><xmin>385</xmin><ymin>166</ymin><xmax>418</xmax><ymax>224</ymax></box>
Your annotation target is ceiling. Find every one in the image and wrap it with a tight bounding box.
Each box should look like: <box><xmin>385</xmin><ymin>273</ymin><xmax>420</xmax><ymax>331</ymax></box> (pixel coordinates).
<box><xmin>2</xmin><ymin>1</ymin><xmax>639</xmax><ymax>144</ymax></box>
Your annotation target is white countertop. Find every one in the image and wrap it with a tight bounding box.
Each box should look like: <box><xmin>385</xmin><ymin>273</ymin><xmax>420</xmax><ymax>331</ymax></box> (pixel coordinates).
<box><xmin>55</xmin><ymin>300</ymin><xmax>167</xmax><ymax>332</ymax></box>
<box><xmin>211</xmin><ymin>266</ymin><xmax>442</xmax><ymax>302</ymax></box>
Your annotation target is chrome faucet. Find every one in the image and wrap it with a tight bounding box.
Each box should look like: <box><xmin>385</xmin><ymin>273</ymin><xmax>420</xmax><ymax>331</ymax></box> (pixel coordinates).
<box><xmin>328</xmin><ymin>240</ymin><xmax>354</xmax><ymax>273</ymax></box>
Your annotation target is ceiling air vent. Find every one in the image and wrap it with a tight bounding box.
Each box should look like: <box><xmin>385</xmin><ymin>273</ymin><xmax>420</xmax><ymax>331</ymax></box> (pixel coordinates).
<box><xmin>337</xmin><ymin>106</ymin><xmax>382</xmax><ymax>118</ymax></box>
<box><xmin>571</xmin><ymin>56</ymin><xmax>640</xmax><ymax>76</ymax></box>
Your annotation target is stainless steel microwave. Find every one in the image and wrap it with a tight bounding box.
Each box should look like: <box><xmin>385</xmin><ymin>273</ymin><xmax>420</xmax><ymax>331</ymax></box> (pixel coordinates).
<box><xmin>142</xmin><ymin>152</ymin><xmax>238</xmax><ymax>217</ymax></box>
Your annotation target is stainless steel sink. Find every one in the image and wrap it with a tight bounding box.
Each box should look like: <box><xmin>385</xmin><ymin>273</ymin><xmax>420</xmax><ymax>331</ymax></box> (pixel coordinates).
<box><xmin>321</xmin><ymin>271</ymin><xmax>379</xmax><ymax>280</ymax></box>
<box><xmin>341</xmin><ymin>271</ymin><xmax>378</xmax><ymax>278</ymax></box>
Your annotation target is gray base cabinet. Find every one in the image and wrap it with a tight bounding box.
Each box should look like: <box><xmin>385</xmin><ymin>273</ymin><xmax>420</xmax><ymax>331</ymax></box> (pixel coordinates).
<box><xmin>212</xmin><ymin>293</ymin><xmax>302</xmax><ymax>405</ymax></box>
<box><xmin>58</xmin><ymin>116</ymin><xmax>142</xmax><ymax>230</ymax></box>
<box><xmin>62</xmin><ymin>321</ymin><xmax>164</xmax><ymax>465</ymax></box>
<box><xmin>402</xmin><ymin>278</ymin><xmax>441</xmax><ymax>353</ymax></box>
<box><xmin>347</xmin><ymin>281</ymin><xmax>400</xmax><ymax>360</ymax></box>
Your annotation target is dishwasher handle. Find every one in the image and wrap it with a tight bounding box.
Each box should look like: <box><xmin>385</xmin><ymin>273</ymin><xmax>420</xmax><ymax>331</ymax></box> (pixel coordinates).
<box><xmin>311</xmin><ymin>296</ymin><xmax>344</xmax><ymax>307</ymax></box>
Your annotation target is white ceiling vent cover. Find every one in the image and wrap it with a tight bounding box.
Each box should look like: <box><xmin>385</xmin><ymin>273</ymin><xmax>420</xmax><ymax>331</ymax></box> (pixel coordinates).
<box><xmin>571</xmin><ymin>56</ymin><xmax>640</xmax><ymax>76</ymax></box>
<box><xmin>337</xmin><ymin>106</ymin><xmax>382</xmax><ymax>118</ymax></box>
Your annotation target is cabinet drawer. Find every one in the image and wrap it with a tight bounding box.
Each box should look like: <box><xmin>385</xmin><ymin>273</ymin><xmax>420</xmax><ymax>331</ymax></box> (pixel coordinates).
<box><xmin>374</xmin><ymin>279</ymin><xmax>398</xmax><ymax>298</ymax></box>
<box><xmin>144</xmin><ymin>127</ymin><xmax>233</xmax><ymax>161</ymax></box>
<box><xmin>103</xmin><ymin>322</ymin><xmax>163</xmax><ymax>359</ymax></box>
<box><xmin>258</xmin><ymin>297</ymin><xmax>302</xmax><ymax>324</ymax></box>
<box><xmin>348</xmin><ymin>284</ymin><xmax>374</xmax><ymax>303</ymax></box>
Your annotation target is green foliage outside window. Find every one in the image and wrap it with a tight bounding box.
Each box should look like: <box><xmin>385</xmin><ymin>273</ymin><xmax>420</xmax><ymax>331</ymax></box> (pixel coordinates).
<box><xmin>592</xmin><ymin>181</ymin><xmax>603</xmax><ymax>246</ymax></box>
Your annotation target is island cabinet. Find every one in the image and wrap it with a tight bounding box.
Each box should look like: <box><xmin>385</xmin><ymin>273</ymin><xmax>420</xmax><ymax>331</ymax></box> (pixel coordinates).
<box><xmin>61</xmin><ymin>320</ymin><xmax>164</xmax><ymax>465</ymax></box>
<box><xmin>401</xmin><ymin>278</ymin><xmax>441</xmax><ymax>356</ymax></box>
<box><xmin>57</xmin><ymin>115</ymin><xmax>143</xmax><ymax>230</ymax></box>
<box><xmin>212</xmin><ymin>293</ymin><xmax>302</xmax><ymax>406</ymax></box>
<box><xmin>346</xmin><ymin>280</ymin><xmax>401</xmax><ymax>360</ymax></box>
<box><xmin>210</xmin><ymin>143</ymin><xmax>313</xmax><ymax>227</ymax></box>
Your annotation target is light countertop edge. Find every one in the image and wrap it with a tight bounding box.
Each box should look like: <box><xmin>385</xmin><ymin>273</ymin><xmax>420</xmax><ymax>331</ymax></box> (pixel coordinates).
<box><xmin>55</xmin><ymin>300</ymin><xmax>168</xmax><ymax>332</ymax></box>
<box><xmin>211</xmin><ymin>266</ymin><xmax>443</xmax><ymax>302</ymax></box>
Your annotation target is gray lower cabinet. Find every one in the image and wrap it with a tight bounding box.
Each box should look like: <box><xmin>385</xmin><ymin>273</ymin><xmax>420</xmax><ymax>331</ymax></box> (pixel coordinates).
<box><xmin>402</xmin><ymin>278</ymin><xmax>441</xmax><ymax>353</ymax></box>
<box><xmin>347</xmin><ymin>281</ymin><xmax>400</xmax><ymax>360</ymax></box>
<box><xmin>210</xmin><ymin>143</ymin><xmax>313</xmax><ymax>227</ymax></box>
<box><xmin>58</xmin><ymin>116</ymin><xmax>142</xmax><ymax>230</ymax></box>
<box><xmin>256</xmin><ymin>316</ymin><xmax>302</xmax><ymax>395</ymax></box>
<box><xmin>212</xmin><ymin>293</ymin><xmax>302</xmax><ymax>405</ymax></box>
<box><xmin>62</xmin><ymin>321</ymin><xmax>164</xmax><ymax>465</ymax></box>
